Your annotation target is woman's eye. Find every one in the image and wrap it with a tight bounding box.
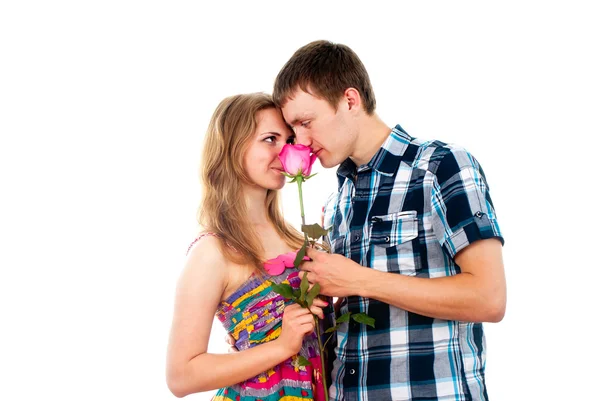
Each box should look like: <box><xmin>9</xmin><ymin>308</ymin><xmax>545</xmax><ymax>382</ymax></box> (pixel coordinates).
<box><xmin>264</xmin><ymin>136</ymin><xmax>276</xmax><ymax>143</ymax></box>
<box><xmin>286</xmin><ymin>135</ymin><xmax>295</xmax><ymax>144</ymax></box>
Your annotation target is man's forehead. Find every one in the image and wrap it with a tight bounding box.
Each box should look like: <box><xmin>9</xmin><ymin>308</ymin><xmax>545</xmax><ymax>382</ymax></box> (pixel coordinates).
<box><xmin>282</xmin><ymin>102</ymin><xmax>313</xmax><ymax>126</ymax></box>
<box><xmin>281</xmin><ymin>89</ymin><xmax>314</xmax><ymax>119</ymax></box>
<box><xmin>282</xmin><ymin>89</ymin><xmax>319</xmax><ymax>112</ymax></box>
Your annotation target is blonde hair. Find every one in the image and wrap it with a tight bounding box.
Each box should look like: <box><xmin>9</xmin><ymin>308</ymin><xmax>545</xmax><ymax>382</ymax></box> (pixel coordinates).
<box><xmin>198</xmin><ymin>93</ymin><xmax>304</xmax><ymax>270</ymax></box>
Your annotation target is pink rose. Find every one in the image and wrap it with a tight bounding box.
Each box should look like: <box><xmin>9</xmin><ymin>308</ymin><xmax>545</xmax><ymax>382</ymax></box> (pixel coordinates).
<box><xmin>279</xmin><ymin>144</ymin><xmax>317</xmax><ymax>177</ymax></box>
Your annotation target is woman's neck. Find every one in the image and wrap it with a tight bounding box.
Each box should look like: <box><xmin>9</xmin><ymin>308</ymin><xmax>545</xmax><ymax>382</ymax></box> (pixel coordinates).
<box><xmin>243</xmin><ymin>184</ymin><xmax>269</xmax><ymax>225</ymax></box>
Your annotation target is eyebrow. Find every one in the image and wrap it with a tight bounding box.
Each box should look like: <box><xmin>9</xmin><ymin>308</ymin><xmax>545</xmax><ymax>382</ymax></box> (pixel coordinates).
<box><xmin>259</xmin><ymin>131</ymin><xmax>294</xmax><ymax>140</ymax></box>
<box><xmin>288</xmin><ymin>113</ymin><xmax>311</xmax><ymax>127</ymax></box>
<box><xmin>260</xmin><ymin>131</ymin><xmax>294</xmax><ymax>143</ymax></box>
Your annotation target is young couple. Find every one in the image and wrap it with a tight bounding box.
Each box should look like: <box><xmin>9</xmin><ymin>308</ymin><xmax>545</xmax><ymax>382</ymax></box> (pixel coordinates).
<box><xmin>167</xmin><ymin>40</ymin><xmax>506</xmax><ymax>401</ymax></box>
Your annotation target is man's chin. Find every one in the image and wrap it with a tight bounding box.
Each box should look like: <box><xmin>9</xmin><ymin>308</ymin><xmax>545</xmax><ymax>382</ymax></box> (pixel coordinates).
<box><xmin>319</xmin><ymin>155</ymin><xmax>340</xmax><ymax>169</ymax></box>
<box><xmin>317</xmin><ymin>155</ymin><xmax>329</xmax><ymax>167</ymax></box>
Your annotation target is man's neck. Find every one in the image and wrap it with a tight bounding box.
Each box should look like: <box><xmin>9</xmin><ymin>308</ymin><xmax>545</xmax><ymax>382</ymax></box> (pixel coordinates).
<box><xmin>349</xmin><ymin>113</ymin><xmax>392</xmax><ymax>167</ymax></box>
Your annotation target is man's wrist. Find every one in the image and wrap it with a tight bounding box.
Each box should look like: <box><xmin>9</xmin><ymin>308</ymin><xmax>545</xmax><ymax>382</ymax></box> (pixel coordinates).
<box><xmin>352</xmin><ymin>261</ymin><xmax>372</xmax><ymax>298</ymax></box>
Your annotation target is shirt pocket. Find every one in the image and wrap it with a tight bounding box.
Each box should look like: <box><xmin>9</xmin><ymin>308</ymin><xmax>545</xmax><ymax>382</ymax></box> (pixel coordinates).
<box><xmin>369</xmin><ymin>210</ymin><xmax>421</xmax><ymax>275</ymax></box>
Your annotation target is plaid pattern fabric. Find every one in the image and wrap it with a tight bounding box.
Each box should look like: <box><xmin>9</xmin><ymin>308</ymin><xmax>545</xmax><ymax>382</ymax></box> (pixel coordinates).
<box><xmin>323</xmin><ymin>125</ymin><xmax>504</xmax><ymax>401</ymax></box>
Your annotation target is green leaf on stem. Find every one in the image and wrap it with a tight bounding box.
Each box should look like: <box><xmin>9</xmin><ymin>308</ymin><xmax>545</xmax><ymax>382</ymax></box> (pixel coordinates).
<box><xmin>294</xmin><ymin>243</ymin><xmax>307</xmax><ymax>268</ymax></box>
<box><xmin>336</xmin><ymin>312</ymin><xmax>352</xmax><ymax>323</ymax></box>
<box><xmin>300</xmin><ymin>271</ymin><xmax>309</xmax><ymax>302</ymax></box>
<box><xmin>305</xmin><ymin>173</ymin><xmax>318</xmax><ymax>180</ymax></box>
<box><xmin>351</xmin><ymin>313</ymin><xmax>375</xmax><ymax>328</ymax></box>
<box><xmin>271</xmin><ymin>283</ymin><xmax>294</xmax><ymax>299</ymax></box>
<box><xmin>305</xmin><ymin>283</ymin><xmax>321</xmax><ymax>308</ymax></box>
<box><xmin>295</xmin><ymin>355</ymin><xmax>312</xmax><ymax>367</ymax></box>
<box><xmin>325</xmin><ymin>325</ymin><xmax>340</xmax><ymax>334</ymax></box>
<box><xmin>301</xmin><ymin>223</ymin><xmax>330</xmax><ymax>240</ymax></box>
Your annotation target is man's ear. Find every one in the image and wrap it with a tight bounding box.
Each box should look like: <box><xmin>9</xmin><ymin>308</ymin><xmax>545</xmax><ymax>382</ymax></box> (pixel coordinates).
<box><xmin>343</xmin><ymin>88</ymin><xmax>362</xmax><ymax>113</ymax></box>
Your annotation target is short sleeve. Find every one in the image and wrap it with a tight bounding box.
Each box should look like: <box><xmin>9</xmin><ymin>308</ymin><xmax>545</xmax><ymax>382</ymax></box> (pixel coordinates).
<box><xmin>430</xmin><ymin>148</ymin><xmax>504</xmax><ymax>259</ymax></box>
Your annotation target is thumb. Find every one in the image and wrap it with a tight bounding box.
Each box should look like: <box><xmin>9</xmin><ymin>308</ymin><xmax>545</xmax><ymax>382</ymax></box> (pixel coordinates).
<box><xmin>305</xmin><ymin>246</ymin><xmax>318</xmax><ymax>260</ymax></box>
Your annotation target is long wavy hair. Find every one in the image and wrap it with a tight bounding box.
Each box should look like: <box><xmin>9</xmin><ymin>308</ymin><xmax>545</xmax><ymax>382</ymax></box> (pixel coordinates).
<box><xmin>197</xmin><ymin>93</ymin><xmax>304</xmax><ymax>270</ymax></box>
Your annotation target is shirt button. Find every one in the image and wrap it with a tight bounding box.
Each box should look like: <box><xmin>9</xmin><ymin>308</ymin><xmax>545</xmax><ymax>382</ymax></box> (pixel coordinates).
<box><xmin>475</xmin><ymin>211</ymin><xmax>484</xmax><ymax>218</ymax></box>
<box><xmin>354</xmin><ymin>235</ymin><xmax>360</xmax><ymax>242</ymax></box>
<box><xmin>385</xmin><ymin>236</ymin><xmax>390</xmax><ymax>243</ymax></box>
<box><xmin>349</xmin><ymin>369</ymin><xmax>356</xmax><ymax>375</ymax></box>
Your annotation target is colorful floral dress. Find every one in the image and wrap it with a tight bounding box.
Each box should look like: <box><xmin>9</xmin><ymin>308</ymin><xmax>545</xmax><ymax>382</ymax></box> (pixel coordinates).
<box><xmin>187</xmin><ymin>234</ymin><xmax>326</xmax><ymax>401</ymax></box>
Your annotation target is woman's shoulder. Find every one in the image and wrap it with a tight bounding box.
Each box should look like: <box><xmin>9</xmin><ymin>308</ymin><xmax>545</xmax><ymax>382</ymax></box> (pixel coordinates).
<box><xmin>186</xmin><ymin>232</ymin><xmax>221</xmax><ymax>256</ymax></box>
<box><xmin>184</xmin><ymin>232</ymin><xmax>230</xmax><ymax>275</ymax></box>
<box><xmin>185</xmin><ymin>232</ymin><xmax>257</xmax><ymax>301</ymax></box>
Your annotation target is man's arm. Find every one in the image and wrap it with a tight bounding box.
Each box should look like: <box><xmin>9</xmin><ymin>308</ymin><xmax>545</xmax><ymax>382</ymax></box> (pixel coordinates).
<box><xmin>303</xmin><ymin>239</ymin><xmax>505</xmax><ymax>322</ymax></box>
<box><xmin>360</xmin><ymin>238</ymin><xmax>505</xmax><ymax>322</ymax></box>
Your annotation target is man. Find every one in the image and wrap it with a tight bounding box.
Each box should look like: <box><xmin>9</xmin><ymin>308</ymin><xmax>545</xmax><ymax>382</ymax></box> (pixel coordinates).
<box><xmin>273</xmin><ymin>40</ymin><xmax>506</xmax><ymax>401</ymax></box>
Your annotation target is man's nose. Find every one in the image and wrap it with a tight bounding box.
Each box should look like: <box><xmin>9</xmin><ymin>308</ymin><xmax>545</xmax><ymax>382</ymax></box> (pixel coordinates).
<box><xmin>294</xmin><ymin>130</ymin><xmax>311</xmax><ymax>147</ymax></box>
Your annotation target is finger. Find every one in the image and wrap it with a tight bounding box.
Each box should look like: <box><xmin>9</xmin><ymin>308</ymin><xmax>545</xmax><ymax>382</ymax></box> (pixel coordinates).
<box><xmin>303</xmin><ymin>324</ymin><xmax>316</xmax><ymax>336</ymax></box>
<box><xmin>304</xmin><ymin>272</ymin><xmax>321</xmax><ymax>287</ymax></box>
<box><xmin>284</xmin><ymin>303</ymin><xmax>302</xmax><ymax>312</ymax></box>
<box><xmin>225</xmin><ymin>334</ymin><xmax>235</xmax><ymax>346</ymax></box>
<box><xmin>305</xmin><ymin>247</ymin><xmax>318</xmax><ymax>260</ymax></box>
<box><xmin>227</xmin><ymin>345</ymin><xmax>239</xmax><ymax>353</ymax></box>
<box><xmin>299</xmin><ymin>260</ymin><xmax>313</xmax><ymax>272</ymax></box>
<box><xmin>283</xmin><ymin>304</ymin><xmax>304</xmax><ymax>318</ymax></box>
<box><xmin>309</xmin><ymin>305</ymin><xmax>324</xmax><ymax>319</ymax></box>
<box><xmin>298</xmin><ymin>320</ymin><xmax>316</xmax><ymax>333</ymax></box>
<box><xmin>286</xmin><ymin>303</ymin><xmax>315</xmax><ymax>319</ymax></box>
<box><xmin>295</xmin><ymin>311</ymin><xmax>317</xmax><ymax>324</ymax></box>
<box><xmin>312</xmin><ymin>298</ymin><xmax>329</xmax><ymax>308</ymax></box>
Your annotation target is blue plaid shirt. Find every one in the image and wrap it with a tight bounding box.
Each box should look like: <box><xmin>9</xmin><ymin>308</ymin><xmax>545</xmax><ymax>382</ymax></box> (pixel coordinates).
<box><xmin>323</xmin><ymin>125</ymin><xmax>504</xmax><ymax>401</ymax></box>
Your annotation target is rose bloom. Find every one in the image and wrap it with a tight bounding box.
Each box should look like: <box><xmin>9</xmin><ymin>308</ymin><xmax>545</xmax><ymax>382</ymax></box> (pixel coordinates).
<box><xmin>279</xmin><ymin>144</ymin><xmax>317</xmax><ymax>177</ymax></box>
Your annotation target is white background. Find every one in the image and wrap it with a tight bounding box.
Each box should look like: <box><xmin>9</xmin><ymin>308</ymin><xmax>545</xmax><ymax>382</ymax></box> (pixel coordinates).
<box><xmin>1</xmin><ymin>1</ymin><xmax>598</xmax><ymax>400</ymax></box>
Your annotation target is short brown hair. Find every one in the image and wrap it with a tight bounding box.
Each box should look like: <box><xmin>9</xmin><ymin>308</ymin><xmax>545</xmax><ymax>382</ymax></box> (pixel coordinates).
<box><xmin>273</xmin><ymin>40</ymin><xmax>376</xmax><ymax>114</ymax></box>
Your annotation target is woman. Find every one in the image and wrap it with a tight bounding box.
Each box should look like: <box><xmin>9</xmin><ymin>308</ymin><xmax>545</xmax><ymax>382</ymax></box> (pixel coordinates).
<box><xmin>166</xmin><ymin>93</ymin><xmax>328</xmax><ymax>400</ymax></box>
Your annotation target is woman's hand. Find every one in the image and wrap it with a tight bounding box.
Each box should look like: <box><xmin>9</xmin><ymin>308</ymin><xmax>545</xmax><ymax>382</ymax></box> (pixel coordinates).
<box><xmin>276</xmin><ymin>303</ymin><xmax>318</xmax><ymax>356</ymax></box>
<box><xmin>225</xmin><ymin>298</ymin><xmax>327</xmax><ymax>354</ymax></box>
<box><xmin>225</xmin><ymin>334</ymin><xmax>238</xmax><ymax>353</ymax></box>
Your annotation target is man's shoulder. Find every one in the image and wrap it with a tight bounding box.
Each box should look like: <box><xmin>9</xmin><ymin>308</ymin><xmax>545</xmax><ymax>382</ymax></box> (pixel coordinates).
<box><xmin>408</xmin><ymin>136</ymin><xmax>477</xmax><ymax>180</ymax></box>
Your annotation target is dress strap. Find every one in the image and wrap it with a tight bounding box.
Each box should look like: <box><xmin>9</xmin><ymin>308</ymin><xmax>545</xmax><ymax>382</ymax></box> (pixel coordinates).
<box><xmin>186</xmin><ymin>232</ymin><xmax>219</xmax><ymax>256</ymax></box>
<box><xmin>186</xmin><ymin>232</ymin><xmax>238</xmax><ymax>256</ymax></box>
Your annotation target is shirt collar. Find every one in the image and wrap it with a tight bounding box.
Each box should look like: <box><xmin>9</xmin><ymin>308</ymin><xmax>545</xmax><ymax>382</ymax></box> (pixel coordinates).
<box><xmin>337</xmin><ymin>124</ymin><xmax>413</xmax><ymax>186</ymax></box>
